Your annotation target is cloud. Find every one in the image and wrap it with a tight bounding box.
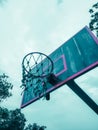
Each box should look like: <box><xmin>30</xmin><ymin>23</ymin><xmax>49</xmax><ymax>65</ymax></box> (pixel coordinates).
<box><xmin>57</xmin><ymin>0</ymin><xmax>63</xmax><ymax>5</ymax></box>
<box><xmin>0</xmin><ymin>0</ymin><xmax>98</xmax><ymax>130</ymax></box>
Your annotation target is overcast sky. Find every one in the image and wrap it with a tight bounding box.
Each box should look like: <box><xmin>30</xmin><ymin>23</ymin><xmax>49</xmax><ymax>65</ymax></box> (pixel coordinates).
<box><xmin>0</xmin><ymin>0</ymin><xmax>98</xmax><ymax>130</ymax></box>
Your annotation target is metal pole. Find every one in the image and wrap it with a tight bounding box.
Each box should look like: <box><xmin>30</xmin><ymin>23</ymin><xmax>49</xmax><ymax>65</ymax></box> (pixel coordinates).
<box><xmin>66</xmin><ymin>80</ymin><xmax>98</xmax><ymax>114</ymax></box>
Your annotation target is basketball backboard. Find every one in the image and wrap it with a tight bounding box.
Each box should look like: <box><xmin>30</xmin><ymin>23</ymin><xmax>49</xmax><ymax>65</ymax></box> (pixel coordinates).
<box><xmin>21</xmin><ymin>26</ymin><xmax>98</xmax><ymax>111</ymax></box>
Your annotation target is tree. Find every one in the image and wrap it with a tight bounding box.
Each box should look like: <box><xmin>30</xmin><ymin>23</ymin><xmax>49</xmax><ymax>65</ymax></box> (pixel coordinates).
<box><xmin>0</xmin><ymin>74</ymin><xmax>13</xmax><ymax>102</ymax></box>
<box><xmin>24</xmin><ymin>123</ymin><xmax>47</xmax><ymax>130</ymax></box>
<box><xmin>89</xmin><ymin>2</ymin><xmax>98</xmax><ymax>37</ymax></box>
<box><xmin>0</xmin><ymin>73</ymin><xmax>47</xmax><ymax>130</ymax></box>
<box><xmin>0</xmin><ymin>107</ymin><xmax>26</xmax><ymax>130</ymax></box>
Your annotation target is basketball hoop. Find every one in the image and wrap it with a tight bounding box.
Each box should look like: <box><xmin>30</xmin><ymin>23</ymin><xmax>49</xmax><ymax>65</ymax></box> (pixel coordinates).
<box><xmin>22</xmin><ymin>52</ymin><xmax>53</xmax><ymax>78</ymax></box>
<box><xmin>21</xmin><ymin>52</ymin><xmax>54</xmax><ymax>100</ymax></box>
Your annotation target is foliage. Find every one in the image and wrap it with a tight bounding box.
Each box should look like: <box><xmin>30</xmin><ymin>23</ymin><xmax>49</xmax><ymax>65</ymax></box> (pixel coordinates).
<box><xmin>0</xmin><ymin>107</ymin><xmax>46</xmax><ymax>130</ymax></box>
<box><xmin>0</xmin><ymin>73</ymin><xmax>13</xmax><ymax>102</ymax></box>
<box><xmin>24</xmin><ymin>123</ymin><xmax>47</xmax><ymax>130</ymax></box>
<box><xmin>89</xmin><ymin>2</ymin><xmax>98</xmax><ymax>37</ymax></box>
<box><xmin>0</xmin><ymin>107</ymin><xmax>26</xmax><ymax>130</ymax></box>
<box><xmin>0</xmin><ymin>72</ymin><xmax>47</xmax><ymax>129</ymax></box>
